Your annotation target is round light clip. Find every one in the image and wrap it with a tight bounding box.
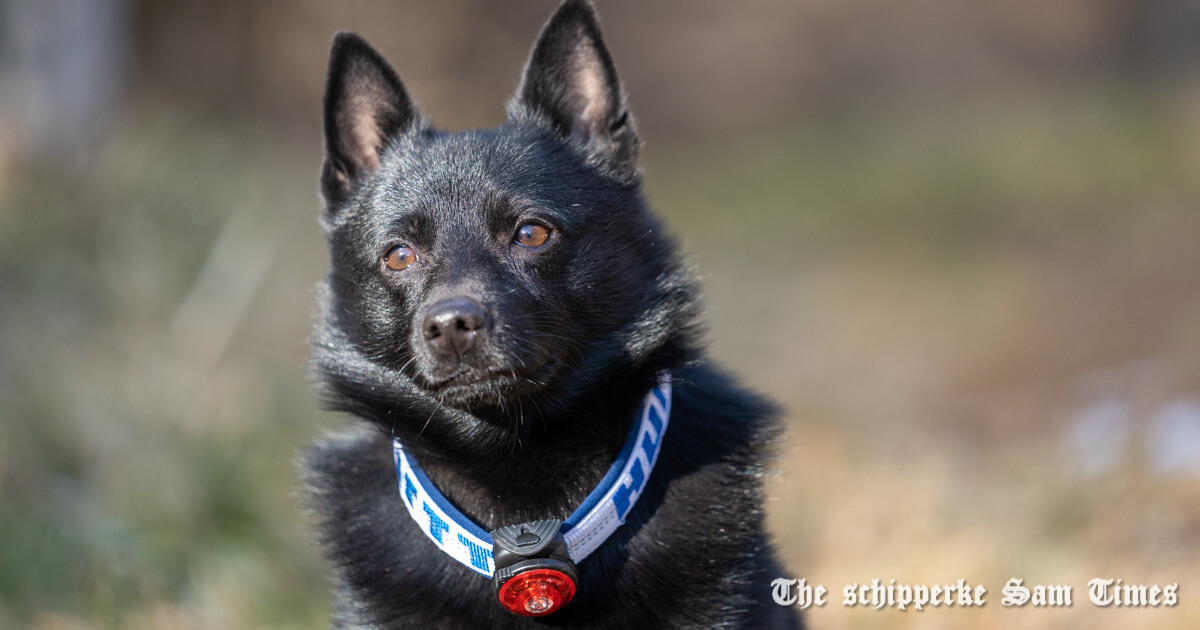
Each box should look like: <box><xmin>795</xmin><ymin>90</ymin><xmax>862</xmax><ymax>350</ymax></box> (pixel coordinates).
<box><xmin>497</xmin><ymin>567</ymin><xmax>576</xmax><ymax>616</ymax></box>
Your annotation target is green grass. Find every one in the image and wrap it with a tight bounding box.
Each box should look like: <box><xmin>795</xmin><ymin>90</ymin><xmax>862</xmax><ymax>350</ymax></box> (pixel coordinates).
<box><xmin>646</xmin><ymin>89</ymin><xmax>1198</xmax><ymax>264</ymax></box>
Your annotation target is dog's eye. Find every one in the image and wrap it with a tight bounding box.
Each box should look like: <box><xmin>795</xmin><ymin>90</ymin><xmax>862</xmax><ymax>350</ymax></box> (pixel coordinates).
<box><xmin>514</xmin><ymin>223</ymin><xmax>550</xmax><ymax>248</ymax></box>
<box><xmin>383</xmin><ymin>246</ymin><xmax>417</xmax><ymax>271</ymax></box>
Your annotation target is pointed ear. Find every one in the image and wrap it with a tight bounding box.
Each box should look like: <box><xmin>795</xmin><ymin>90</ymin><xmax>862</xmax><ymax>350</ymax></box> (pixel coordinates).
<box><xmin>510</xmin><ymin>0</ymin><xmax>639</xmax><ymax>177</ymax></box>
<box><xmin>321</xmin><ymin>32</ymin><xmax>421</xmax><ymax>208</ymax></box>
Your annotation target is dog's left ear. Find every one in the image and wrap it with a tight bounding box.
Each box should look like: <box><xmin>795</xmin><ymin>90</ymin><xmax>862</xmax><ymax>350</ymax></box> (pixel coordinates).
<box><xmin>510</xmin><ymin>0</ymin><xmax>639</xmax><ymax>178</ymax></box>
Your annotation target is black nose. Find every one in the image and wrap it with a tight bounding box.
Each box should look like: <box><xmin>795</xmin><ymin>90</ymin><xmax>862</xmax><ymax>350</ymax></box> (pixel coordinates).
<box><xmin>422</xmin><ymin>297</ymin><xmax>487</xmax><ymax>358</ymax></box>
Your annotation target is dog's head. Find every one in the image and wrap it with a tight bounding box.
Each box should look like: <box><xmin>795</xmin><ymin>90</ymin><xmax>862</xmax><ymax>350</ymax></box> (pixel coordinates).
<box><xmin>312</xmin><ymin>0</ymin><xmax>698</xmax><ymax>432</ymax></box>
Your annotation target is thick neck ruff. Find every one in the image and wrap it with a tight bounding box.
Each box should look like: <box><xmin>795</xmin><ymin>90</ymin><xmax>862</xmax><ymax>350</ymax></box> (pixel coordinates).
<box><xmin>392</xmin><ymin>372</ymin><xmax>672</xmax><ymax>577</ymax></box>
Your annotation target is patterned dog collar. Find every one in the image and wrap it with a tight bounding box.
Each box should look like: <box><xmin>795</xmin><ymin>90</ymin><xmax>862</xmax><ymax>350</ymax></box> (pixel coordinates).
<box><xmin>392</xmin><ymin>372</ymin><xmax>672</xmax><ymax>577</ymax></box>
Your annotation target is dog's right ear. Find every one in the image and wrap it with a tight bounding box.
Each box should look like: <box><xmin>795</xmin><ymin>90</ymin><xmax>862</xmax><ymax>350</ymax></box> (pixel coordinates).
<box><xmin>321</xmin><ymin>32</ymin><xmax>421</xmax><ymax>209</ymax></box>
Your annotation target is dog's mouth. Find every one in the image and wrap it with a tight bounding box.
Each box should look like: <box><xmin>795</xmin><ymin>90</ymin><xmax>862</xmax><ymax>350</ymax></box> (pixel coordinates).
<box><xmin>415</xmin><ymin>358</ymin><xmax>561</xmax><ymax>410</ymax></box>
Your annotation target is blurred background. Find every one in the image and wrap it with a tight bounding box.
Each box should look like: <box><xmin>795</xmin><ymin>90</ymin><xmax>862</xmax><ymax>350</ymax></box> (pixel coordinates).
<box><xmin>2</xmin><ymin>0</ymin><xmax>1199</xmax><ymax>628</ymax></box>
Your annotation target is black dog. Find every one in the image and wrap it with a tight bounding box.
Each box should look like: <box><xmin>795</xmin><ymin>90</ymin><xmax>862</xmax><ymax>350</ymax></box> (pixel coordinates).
<box><xmin>303</xmin><ymin>1</ymin><xmax>801</xmax><ymax>627</ymax></box>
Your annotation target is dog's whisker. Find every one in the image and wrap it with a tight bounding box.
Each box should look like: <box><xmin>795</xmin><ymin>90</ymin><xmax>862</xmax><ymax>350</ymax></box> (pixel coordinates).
<box><xmin>417</xmin><ymin>396</ymin><xmax>443</xmax><ymax>438</ymax></box>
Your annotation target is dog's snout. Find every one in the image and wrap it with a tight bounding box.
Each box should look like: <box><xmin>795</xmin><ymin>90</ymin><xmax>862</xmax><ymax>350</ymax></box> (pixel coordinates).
<box><xmin>423</xmin><ymin>297</ymin><xmax>487</xmax><ymax>358</ymax></box>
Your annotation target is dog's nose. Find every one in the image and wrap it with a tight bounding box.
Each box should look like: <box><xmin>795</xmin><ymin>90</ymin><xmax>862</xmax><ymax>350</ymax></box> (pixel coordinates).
<box><xmin>423</xmin><ymin>297</ymin><xmax>487</xmax><ymax>358</ymax></box>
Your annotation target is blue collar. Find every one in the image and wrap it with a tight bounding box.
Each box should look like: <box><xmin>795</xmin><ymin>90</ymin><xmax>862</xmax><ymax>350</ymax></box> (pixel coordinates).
<box><xmin>392</xmin><ymin>372</ymin><xmax>672</xmax><ymax>577</ymax></box>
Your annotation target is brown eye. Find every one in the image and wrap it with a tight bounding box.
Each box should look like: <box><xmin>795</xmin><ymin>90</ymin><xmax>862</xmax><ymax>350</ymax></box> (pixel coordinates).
<box><xmin>384</xmin><ymin>246</ymin><xmax>417</xmax><ymax>271</ymax></box>
<box><xmin>515</xmin><ymin>223</ymin><xmax>550</xmax><ymax>248</ymax></box>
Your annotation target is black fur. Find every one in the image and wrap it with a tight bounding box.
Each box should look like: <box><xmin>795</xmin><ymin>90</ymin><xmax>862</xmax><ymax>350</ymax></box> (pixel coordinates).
<box><xmin>302</xmin><ymin>2</ymin><xmax>802</xmax><ymax>628</ymax></box>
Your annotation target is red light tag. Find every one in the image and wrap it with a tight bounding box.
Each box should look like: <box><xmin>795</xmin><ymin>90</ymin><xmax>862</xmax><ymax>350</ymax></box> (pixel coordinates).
<box><xmin>497</xmin><ymin>568</ymin><xmax>577</xmax><ymax>617</ymax></box>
